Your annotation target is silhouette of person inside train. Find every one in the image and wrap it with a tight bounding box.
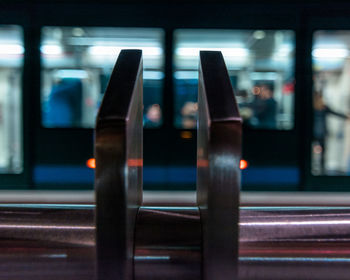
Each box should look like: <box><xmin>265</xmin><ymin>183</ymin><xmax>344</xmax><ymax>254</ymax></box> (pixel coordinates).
<box><xmin>313</xmin><ymin>91</ymin><xmax>350</xmax><ymax>172</ymax></box>
<box><xmin>250</xmin><ymin>82</ymin><xmax>277</xmax><ymax>129</ymax></box>
<box><xmin>144</xmin><ymin>104</ymin><xmax>162</xmax><ymax>128</ymax></box>
<box><xmin>45</xmin><ymin>78</ymin><xmax>83</xmax><ymax>127</ymax></box>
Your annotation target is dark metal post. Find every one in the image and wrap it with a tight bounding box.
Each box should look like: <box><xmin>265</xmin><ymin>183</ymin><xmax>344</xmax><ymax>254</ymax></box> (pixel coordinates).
<box><xmin>197</xmin><ymin>51</ymin><xmax>242</xmax><ymax>280</ymax></box>
<box><xmin>95</xmin><ymin>50</ymin><xmax>143</xmax><ymax>280</ymax></box>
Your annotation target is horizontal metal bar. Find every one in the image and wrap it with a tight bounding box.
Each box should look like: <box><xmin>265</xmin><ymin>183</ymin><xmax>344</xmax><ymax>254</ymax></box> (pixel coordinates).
<box><xmin>0</xmin><ymin>205</ymin><xmax>95</xmax><ymax>280</ymax></box>
<box><xmin>0</xmin><ymin>205</ymin><xmax>349</xmax><ymax>279</ymax></box>
<box><xmin>2</xmin><ymin>191</ymin><xmax>350</xmax><ymax>207</ymax></box>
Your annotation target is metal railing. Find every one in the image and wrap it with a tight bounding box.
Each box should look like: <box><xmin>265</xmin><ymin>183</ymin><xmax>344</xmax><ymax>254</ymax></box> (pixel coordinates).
<box><xmin>0</xmin><ymin>50</ymin><xmax>348</xmax><ymax>280</ymax></box>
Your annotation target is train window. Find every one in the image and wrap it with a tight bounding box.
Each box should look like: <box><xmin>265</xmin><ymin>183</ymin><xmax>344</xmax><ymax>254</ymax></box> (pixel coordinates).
<box><xmin>0</xmin><ymin>25</ymin><xmax>23</xmax><ymax>174</ymax></box>
<box><xmin>41</xmin><ymin>27</ymin><xmax>164</xmax><ymax>128</ymax></box>
<box><xmin>312</xmin><ymin>31</ymin><xmax>350</xmax><ymax>176</ymax></box>
<box><xmin>173</xmin><ymin>29</ymin><xmax>295</xmax><ymax>130</ymax></box>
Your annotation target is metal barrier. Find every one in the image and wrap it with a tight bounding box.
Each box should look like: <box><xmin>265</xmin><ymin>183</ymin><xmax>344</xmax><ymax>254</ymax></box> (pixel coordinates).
<box><xmin>95</xmin><ymin>49</ymin><xmax>143</xmax><ymax>280</ymax></box>
<box><xmin>197</xmin><ymin>51</ymin><xmax>241</xmax><ymax>280</ymax></box>
<box><xmin>0</xmin><ymin>50</ymin><xmax>348</xmax><ymax>280</ymax></box>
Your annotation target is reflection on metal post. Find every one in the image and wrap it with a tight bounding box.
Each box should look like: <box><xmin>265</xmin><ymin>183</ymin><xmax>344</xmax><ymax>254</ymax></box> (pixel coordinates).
<box><xmin>197</xmin><ymin>51</ymin><xmax>242</xmax><ymax>280</ymax></box>
<box><xmin>95</xmin><ymin>50</ymin><xmax>143</xmax><ymax>280</ymax></box>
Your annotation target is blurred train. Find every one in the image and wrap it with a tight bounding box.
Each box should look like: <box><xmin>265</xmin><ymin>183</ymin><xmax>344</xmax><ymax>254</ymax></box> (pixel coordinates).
<box><xmin>1</xmin><ymin>0</ymin><xmax>350</xmax><ymax>191</ymax></box>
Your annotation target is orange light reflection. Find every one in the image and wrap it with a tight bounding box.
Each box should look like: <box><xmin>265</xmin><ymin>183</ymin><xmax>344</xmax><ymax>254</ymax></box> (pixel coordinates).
<box><xmin>128</xmin><ymin>159</ymin><xmax>143</xmax><ymax>167</ymax></box>
<box><xmin>181</xmin><ymin>131</ymin><xmax>193</xmax><ymax>139</ymax></box>
<box><xmin>197</xmin><ymin>159</ymin><xmax>209</xmax><ymax>167</ymax></box>
<box><xmin>87</xmin><ymin>158</ymin><xmax>96</xmax><ymax>169</ymax></box>
<box><xmin>240</xmin><ymin>159</ymin><xmax>248</xmax><ymax>170</ymax></box>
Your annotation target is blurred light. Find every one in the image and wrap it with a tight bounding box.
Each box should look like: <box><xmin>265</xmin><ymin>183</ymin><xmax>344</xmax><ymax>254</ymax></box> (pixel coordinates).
<box><xmin>41</xmin><ymin>45</ymin><xmax>63</xmax><ymax>55</ymax></box>
<box><xmin>86</xmin><ymin>158</ymin><xmax>96</xmax><ymax>169</ymax></box>
<box><xmin>181</xmin><ymin>131</ymin><xmax>193</xmax><ymax>139</ymax></box>
<box><xmin>197</xmin><ymin>159</ymin><xmax>209</xmax><ymax>167</ymax></box>
<box><xmin>54</xmin><ymin>70</ymin><xmax>88</xmax><ymax>79</ymax></box>
<box><xmin>146</xmin><ymin>104</ymin><xmax>161</xmax><ymax>123</ymax></box>
<box><xmin>72</xmin><ymin>28</ymin><xmax>85</xmax><ymax>37</ymax></box>
<box><xmin>0</xmin><ymin>44</ymin><xmax>24</xmax><ymax>55</ymax></box>
<box><xmin>176</xmin><ymin>47</ymin><xmax>248</xmax><ymax>57</ymax></box>
<box><xmin>313</xmin><ymin>144</ymin><xmax>323</xmax><ymax>154</ymax></box>
<box><xmin>240</xmin><ymin>159</ymin><xmax>248</xmax><ymax>170</ymax></box>
<box><xmin>282</xmin><ymin>82</ymin><xmax>294</xmax><ymax>95</ymax></box>
<box><xmin>251</xmin><ymin>72</ymin><xmax>278</xmax><ymax>81</ymax></box>
<box><xmin>274</xmin><ymin>45</ymin><xmax>293</xmax><ymax>58</ymax></box>
<box><xmin>144</xmin><ymin>71</ymin><xmax>164</xmax><ymax>80</ymax></box>
<box><xmin>85</xmin><ymin>97</ymin><xmax>94</xmax><ymax>107</ymax></box>
<box><xmin>197</xmin><ymin>158</ymin><xmax>248</xmax><ymax>169</ymax></box>
<box><xmin>312</xmin><ymin>48</ymin><xmax>349</xmax><ymax>58</ymax></box>
<box><xmin>174</xmin><ymin>71</ymin><xmax>198</xmax><ymax>80</ymax></box>
<box><xmin>127</xmin><ymin>159</ymin><xmax>143</xmax><ymax>167</ymax></box>
<box><xmin>253</xmin><ymin>30</ymin><xmax>266</xmax><ymax>40</ymax></box>
<box><xmin>88</xmin><ymin>46</ymin><xmax>162</xmax><ymax>56</ymax></box>
<box><xmin>214</xmin><ymin>155</ymin><xmax>236</xmax><ymax>168</ymax></box>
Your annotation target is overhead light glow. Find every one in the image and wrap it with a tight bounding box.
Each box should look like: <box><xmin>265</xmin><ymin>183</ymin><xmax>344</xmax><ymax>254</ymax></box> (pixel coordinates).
<box><xmin>0</xmin><ymin>44</ymin><xmax>24</xmax><ymax>55</ymax></box>
<box><xmin>54</xmin><ymin>70</ymin><xmax>88</xmax><ymax>79</ymax></box>
<box><xmin>250</xmin><ymin>72</ymin><xmax>278</xmax><ymax>81</ymax></box>
<box><xmin>253</xmin><ymin>30</ymin><xmax>266</xmax><ymax>40</ymax></box>
<box><xmin>144</xmin><ymin>71</ymin><xmax>164</xmax><ymax>80</ymax></box>
<box><xmin>312</xmin><ymin>48</ymin><xmax>349</xmax><ymax>58</ymax></box>
<box><xmin>174</xmin><ymin>71</ymin><xmax>198</xmax><ymax>80</ymax></box>
<box><xmin>41</xmin><ymin>45</ymin><xmax>63</xmax><ymax>55</ymax></box>
<box><xmin>176</xmin><ymin>47</ymin><xmax>248</xmax><ymax>57</ymax></box>
<box><xmin>88</xmin><ymin>46</ymin><xmax>162</xmax><ymax>56</ymax></box>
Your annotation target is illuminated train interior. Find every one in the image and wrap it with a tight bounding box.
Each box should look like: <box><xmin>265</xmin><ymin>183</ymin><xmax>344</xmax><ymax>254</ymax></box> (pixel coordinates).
<box><xmin>1</xmin><ymin>1</ymin><xmax>350</xmax><ymax>191</ymax></box>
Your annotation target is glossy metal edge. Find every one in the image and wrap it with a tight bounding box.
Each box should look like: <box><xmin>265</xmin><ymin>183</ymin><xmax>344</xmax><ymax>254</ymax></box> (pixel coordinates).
<box><xmin>197</xmin><ymin>51</ymin><xmax>242</xmax><ymax>280</ymax></box>
<box><xmin>95</xmin><ymin>50</ymin><xmax>143</xmax><ymax>280</ymax></box>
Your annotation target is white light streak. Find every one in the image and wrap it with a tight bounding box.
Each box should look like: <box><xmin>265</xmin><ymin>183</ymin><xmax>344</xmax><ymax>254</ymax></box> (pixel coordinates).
<box><xmin>142</xmin><ymin>206</ymin><xmax>198</xmax><ymax>211</ymax></box>
<box><xmin>55</xmin><ymin>69</ymin><xmax>89</xmax><ymax>79</ymax></box>
<box><xmin>88</xmin><ymin>46</ymin><xmax>162</xmax><ymax>56</ymax></box>
<box><xmin>174</xmin><ymin>71</ymin><xmax>198</xmax><ymax>80</ymax></box>
<box><xmin>0</xmin><ymin>44</ymin><xmax>24</xmax><ymax>55</ymax></box>
<box><xmin>250</xmin><ymin>72</ymin><xmax>278</xmax><ymax>81</ymax></box>
<box><xmin>312</xmin><ymin>48</ymin><xmax>349</xmax><ymax>58</ymax></box>
<box><xmin>176</xmin><ymin>47</ymin><xmax>248</xmax><ymax>57</ymax></box>
<box><xmin>240</xmin><ymin>257</ymin><xmax>350</xmax><ymax>262</ymax></box>
<box><xmin>41</xmin><ymin>45</ymin><xmax>63</xmax><ymax>55</ymax></box>
<box><xmin>0</xmin><ymin>224</ymin><xmax>94</xmax><ymax>230</ymax></box>
<box><xmin>144</xmin><ymin>71</ymin><xmax>164</xmax><ymax>80</ymax></box>
<box><xmin>240</xmin><ymin>220</ymin><xmax>350</xmax><ymax>226</ymax></box>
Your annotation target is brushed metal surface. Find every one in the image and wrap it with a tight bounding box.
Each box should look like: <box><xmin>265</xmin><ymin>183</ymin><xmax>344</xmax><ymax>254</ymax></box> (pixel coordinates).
<box><xmin>134</xmin><ymin>206</ymin><xmax>201</xmax><ymax>280</ymax></box>
<box><xmin>136</xmin><ymin>206</ymin><xmax>350</xmax><ymax>280</ymax></box>
<box><xmin>197</xmin><ymin>51</ymin><xmax>242</xmax><ymax>280</ymax></box>
<box><xmin>95</xmin><ymin>50</ymin><xmax>143</xmax><ymax>280</ymax></box>
<box><xmin>239</xmin><ymin>206</ymin><xmax>350</xmax><ymax>280</ymax></box>
<box><xmin>0</xmin><ymin>204</ymin><xmax>95</xmax><ymax>280</ymax></box>
<box><xmin>4</xmin><ymin>190</ymin><xmax>350</xmax><ymax>207</ymax></box>
<box><xmin>0</xmin><ymin>205</ymin><xmax>348</xmax><ymax>279</ymax></box>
